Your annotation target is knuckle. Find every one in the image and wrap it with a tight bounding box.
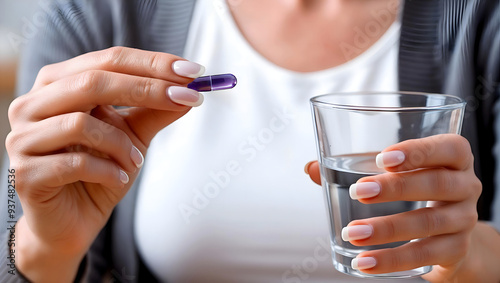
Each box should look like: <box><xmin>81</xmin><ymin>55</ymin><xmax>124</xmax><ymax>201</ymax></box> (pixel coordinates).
<box><xmin>38</xmin><ymin>64</ymin><xmax>52</xmax><ymax>76</ymax></box>
<box><xmin>101</xmin><ymin>46</ymin><xmax>127</xmax><ymax>69</ymax></box>
<box><xmin>452</xmin><ymin>136</ymin><xmax>473</xmax><ymax>168</ymax></box>
<box><xmin>472</xmin><ymin>184</ymin><xmax>482</xmax><ymax>200</ymax></box>
<box><xmin>8</xmin><ymin>97</ymin><xmax>27</xmax><ymax>123</ymax></box>
<box><xmin>433</xmin><ymin>169</ymin><xmax>455</xmax><ymax>196</ymax></box>
<box><xmin>4</xmin><ymin>131</ymin><xmax>18</xmax><ymax>153</ymax></box>
<box><xmin>457</xmin><ymin>170</ymin><xmax>482</xmax><ymax>201</ymax></box>
<box><xmin>62</xmin><ymin>112</ymin><xmax>87</xmax><ymax>134</ymax></box>
<box><xmin>132</xmin><ymin>78</ymin><xmax>157</xmax><ymax>102</ymax></box>
<box><xmin>409</xmin><ymin>242</ymin><xmax>432</xmax><ymax>267</ymax></box>
<box><xmin>407</xmin><ymin>146</ymin><xmax>426</xmax><ymax>168</ymax></box>
<box><xmin>470</xmin><ymin>177</ymin><xmax>483</xmax><ymax>200</ymax></box>
<box><xmin>147</xmin><ymin>52</ymin><xmax>169</xmax><ymax>74</ymax></box>
<box><xmin>389</xmin><ymin>252</ymin><xmax>405</xmax><ymax>270</ymax></box>
<box><xmin>381</xmin><ymin>216</ymin><xmax>397</xmax><ymax>240</ymax></box>
<box><xmin>51</xmin><ymin>155</ymin><xmax>72</xmax><ymax>175</ymax></box>
<box><xmin>453</xmin><ymin>135</ymin><xmax>472</xmax><ymax>154</ymax></box>
<box><xmin>451</xmin><ymin>234</ymin><xmax>470</xmax><ymax>259</ymax></box>
<box><xmin>5</xmin><ymin>128</ymin><xmax>34</xmax><ymax>157</ymax></box>
<box><xmin>73</xmin><ymin>70</ymin><xmax>105</xmax><ymax>94</ymax></box>
<box><xmin>4</xmin><ymin>130</ymin><xmax>29</xmax><ymax>156</ymax></box>
<box><xmin>35</xmin><ymin>64</ymin><xmax>55</xmax><ymax>85</ymax></box>
<box><xmin>63</xmin><ymin>112</ymin><xmax>89</xmax><ymax>136</ymax></box>
<box><xmin>422</xmin><ymin>207</ymin><xmax>442</xmax><ymax>236</ymax></box>
<box><xmin>384</xmin><ymin>173</ymin><xmax>406</xmax><ymax>200</ymax></box>
<box><xmin>419</xmin><ymin>137</ymin><xmax>437</xmax><ymax>158</ymax></box>
<box><xmin>70</xmin><ymin>153</ymin><xmax>88</xmax><ymax>173</ymax></box>
<box><xmin>461</xmin><ymin>207</ymin><xmax>478</xmax><ymax>230</ymax></box>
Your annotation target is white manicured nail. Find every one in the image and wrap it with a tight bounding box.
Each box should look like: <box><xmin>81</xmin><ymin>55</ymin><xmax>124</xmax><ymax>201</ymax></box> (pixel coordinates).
<box><xmin>352</xmin><ymin>257</ymin><xmax>377</xmax><ymax>270</ymax></box>
<box><xmin>172</xmin><ymin>60</ymin><xmax>205</xmax><ymax>78</ymax></box>
<box><xmin>342</xmin><ymin>225</ymin><xmax>373</xmax><ymax>241</ymax></box>
<box><xmin>167</xmin><ymin>86</ymin><xmax>204</xmax><ymax>107</ymax></box>
<box><xmin>119</xmin><ymin>170</ymin><xmax>129</xmax><ymax>184</ymax></box>
<box><xmin>349</xmin><ymin>182</ymin><xmax>380</xmax><ymax>199</ymax></box>
<box><xmin>130</xmin><ymin>146</ymin><xmax>144</xmax><ymax>168</ymax></box>
<box><xmin>376</xmin><ymin>151</ymin><xmax>405</xmax><ymax>168</ymax></box>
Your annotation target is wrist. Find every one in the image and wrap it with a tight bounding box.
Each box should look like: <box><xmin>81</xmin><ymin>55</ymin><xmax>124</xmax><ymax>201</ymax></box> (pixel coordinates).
<box><xmin>15</xmin><ymin>217</ymin><xmax>86</xmax><ymax>283</ymax></box>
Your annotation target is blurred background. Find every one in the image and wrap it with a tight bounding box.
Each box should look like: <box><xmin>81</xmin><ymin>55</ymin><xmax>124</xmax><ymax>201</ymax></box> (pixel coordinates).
<box><xmin>0</xmin><ymin>0</ymin><xmax>41</xmax><ymax>164</ymax></box>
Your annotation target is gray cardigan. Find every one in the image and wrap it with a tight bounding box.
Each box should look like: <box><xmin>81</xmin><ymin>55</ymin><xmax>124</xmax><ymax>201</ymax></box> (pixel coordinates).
<box><xmin>1</xmin><ymin>0</ymin><xmax>499</xmax><ymax>282</ymax></box>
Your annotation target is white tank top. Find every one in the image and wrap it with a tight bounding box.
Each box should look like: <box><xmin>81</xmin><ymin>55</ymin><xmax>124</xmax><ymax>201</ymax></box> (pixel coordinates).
<box><xmin>135</xmin><ymin>0</ymin><xmax>421</xmax><ymax>282</ymax></box>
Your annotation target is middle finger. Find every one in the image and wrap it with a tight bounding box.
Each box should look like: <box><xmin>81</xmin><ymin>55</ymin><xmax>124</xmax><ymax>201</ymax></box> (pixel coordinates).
<box><xmin>12</xmin><ymin>112</ymin><xmax>142</xmax><ymax>173</ymax></box>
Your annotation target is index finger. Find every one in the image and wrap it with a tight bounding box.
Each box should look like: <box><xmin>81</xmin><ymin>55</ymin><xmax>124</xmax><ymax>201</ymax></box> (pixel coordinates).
<box><xmin>32</xmin><ymin>47</ymin><xmax>203</xmax><ymax>90</ymax></box>
<box><xmin>11</xmin><ymin>71</ymin><xmax>197</xmax><ymax>122</ymax></box>
<box><xmin>378</xmin><ymin>134</ymin><xmax>473</xmax><ymax>172</ymax></box>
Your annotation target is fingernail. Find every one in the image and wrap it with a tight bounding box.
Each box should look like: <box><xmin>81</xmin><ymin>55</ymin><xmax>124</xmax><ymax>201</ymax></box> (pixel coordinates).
<box><xmin>352</xmin><ymin>257</ymin><xmax>377</xmax><ymax>270</ymax></box>
<box><xmin>130</xmin><ymin>146</ymin><xmax>144</xmax><ymax>168</ymax></box>
<box><xmin>119</xmin><ymin>170</ymin><xmax>129</xmax><ymax>184</ymax></box>
<box><xmin>342</xmin><ymin>225</ymin><xmax>373</xmax><ymax>241</ymax></box>
<box><xmin>172</xmin><ymin>60</ymin><xmax>205</xmax><ymax>78</ymax></box>
<box><xmin>304</xmin><ymin>161</ymin><xmax>315</xmax><ymax>174</ymax></box>
<box><xmin>376</xmin><ymin>151</ymin><xmax>405</xmax><ymax>168</ymax></box>
<box><xmin>349</xmin><ymin>182</ymin><xmax>380</xmax><ymax>199</ymax></box>
<box><xmin>167</xmin><ymin>86</ymin><xmax>204</xmax><ymax>107</ymax></box>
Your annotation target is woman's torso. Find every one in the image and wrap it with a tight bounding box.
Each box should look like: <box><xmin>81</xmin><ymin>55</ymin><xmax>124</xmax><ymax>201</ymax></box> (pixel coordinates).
<box><xmin>133</xmin><ymin>1</ymin><xmax>427</xmax><ymax>282</ymax></box>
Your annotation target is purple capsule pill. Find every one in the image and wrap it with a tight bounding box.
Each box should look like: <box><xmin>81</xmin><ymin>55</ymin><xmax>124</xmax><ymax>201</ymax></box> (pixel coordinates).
<box><xmin>187</xmin><ymin>74</ymin><xmax>237</xmax><ymax>92</ymax></box>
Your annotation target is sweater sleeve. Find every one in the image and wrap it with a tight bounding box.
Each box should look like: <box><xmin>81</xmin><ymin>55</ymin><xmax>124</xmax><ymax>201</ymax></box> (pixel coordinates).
<box><xmin>486</xmin><ymin>3</ymin><xmax>500</xmax><ymax>232</ymax></box>
<box><xmin>15</xmin><ymin>0</ymin><xmax>116</xmax><ymax>96</ymax></box>
<box><xmin>0</xmin><ymin>0</ymin><xmax>151</xmax><ymax>281</ymax></box>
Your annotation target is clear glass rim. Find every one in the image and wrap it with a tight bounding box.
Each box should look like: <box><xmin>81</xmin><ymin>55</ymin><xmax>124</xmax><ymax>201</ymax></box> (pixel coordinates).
<box><xmin>310</xmin><ymin>91</ymin><xmax>466</xmax><ymax>112</ymax></box>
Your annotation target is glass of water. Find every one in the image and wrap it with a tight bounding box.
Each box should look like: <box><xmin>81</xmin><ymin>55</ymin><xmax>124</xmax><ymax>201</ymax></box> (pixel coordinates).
<box><xmin>310</xmin><ymin>92</ymin><xmax>466</xmax><ymax>279</ymax></box>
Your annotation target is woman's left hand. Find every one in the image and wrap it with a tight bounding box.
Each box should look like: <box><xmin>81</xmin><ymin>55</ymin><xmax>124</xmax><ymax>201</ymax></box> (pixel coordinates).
<box><xmin>305</xmin><ymin>134</ymin><xmax>490</xmax><ymax>282</ymax></box>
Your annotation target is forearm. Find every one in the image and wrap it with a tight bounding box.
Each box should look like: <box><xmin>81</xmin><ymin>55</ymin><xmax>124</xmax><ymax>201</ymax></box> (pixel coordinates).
<box><xmin>15</xmin><ymin>216</ymin><xmax>86</xmax><ymax>283</ymax></box>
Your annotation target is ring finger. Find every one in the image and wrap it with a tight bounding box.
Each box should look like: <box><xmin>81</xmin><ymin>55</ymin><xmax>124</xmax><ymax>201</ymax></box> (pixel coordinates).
<box><xmin>352</xmin><ymin>168</ymin><xmax>480</xmax><ymax>204</ymax></box>
<box><xmin>343</xmin><ymin>201</ymin><xmax>477</xmax><ymax>246</ymax></box>
<box><xmin>10</xmin><ymin>112</ymin><xmax>143</xmax><ymax>172</ymax></box>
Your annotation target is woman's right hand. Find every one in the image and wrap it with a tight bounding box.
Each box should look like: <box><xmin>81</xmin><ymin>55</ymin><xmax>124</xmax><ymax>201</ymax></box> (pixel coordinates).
<box><xmin>6</xmin><ymin>47</ymin><xmax>205</xmax><ymax>282</ymax></box>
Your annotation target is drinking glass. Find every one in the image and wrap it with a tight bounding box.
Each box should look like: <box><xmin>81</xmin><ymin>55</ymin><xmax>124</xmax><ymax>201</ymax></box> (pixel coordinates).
<box><xmin>310</xmin><ymin>92</ymin><xmax>466</xmax><ymax>279</ymax></box>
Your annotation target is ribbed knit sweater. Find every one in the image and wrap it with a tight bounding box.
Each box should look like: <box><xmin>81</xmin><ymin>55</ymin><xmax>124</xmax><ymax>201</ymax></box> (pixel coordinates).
<box><xmin>1</xmin><ymin>0</ymin><xmax>499</xmax><ymax>282</ymax></box>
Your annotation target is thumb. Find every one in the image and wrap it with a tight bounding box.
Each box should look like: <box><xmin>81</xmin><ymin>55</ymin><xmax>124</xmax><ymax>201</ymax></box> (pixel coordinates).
<box><xmin>305</xmin><ymin>161</ymin><xmax>321</xmax><ymax>185</ymax></box>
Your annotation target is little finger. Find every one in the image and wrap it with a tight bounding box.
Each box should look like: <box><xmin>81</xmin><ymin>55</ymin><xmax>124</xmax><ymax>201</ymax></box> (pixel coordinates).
<box><xmin>352</xmin><ymin>232</ymin><xmax>469</xmax><ymax>274</ymax></box>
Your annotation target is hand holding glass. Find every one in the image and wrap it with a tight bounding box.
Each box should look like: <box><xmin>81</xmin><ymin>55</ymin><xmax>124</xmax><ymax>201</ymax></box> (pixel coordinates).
<box><xmin>310</xmin><ymin>92</ymin><xmax>466</xmax><ymax>279</ymax></box>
